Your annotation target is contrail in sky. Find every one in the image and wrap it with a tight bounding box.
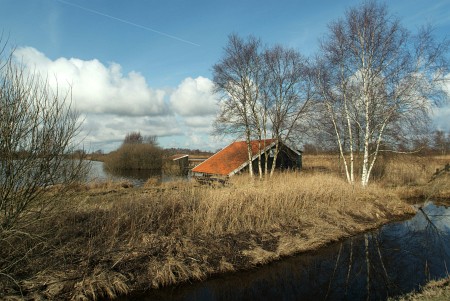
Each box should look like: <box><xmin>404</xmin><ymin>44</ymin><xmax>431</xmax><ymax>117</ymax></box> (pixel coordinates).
<box><xmin>55</xmin><ymin>0</ymin><xmax>200</xmax><ymax>47</ymax></box>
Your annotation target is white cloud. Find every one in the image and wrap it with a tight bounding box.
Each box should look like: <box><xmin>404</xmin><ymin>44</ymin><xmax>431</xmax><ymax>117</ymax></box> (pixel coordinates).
<box><xmin>9</xmin><ymin>47</ymin><xmax>227</xmax><ymax>152</ymax></box>
<box><xmin>433</xmin><ymin>76</ymin><xmax>450</xmax><ymax>132</ymax></box>
<box><xmin>13</xmin><ymin>47</ymin><xmax>167</xmax><ymax>116</ymax></box>
<box><xmin>183</xmin><ymin>115</ymin><xmax>215</xmax><ymax>130</ymax></box>
<box><xmin>433</xmin><ymin>106</ymin><xmax>450</xmax><ymax>132</ymax></box>
<box><xmin>169</xmin><ymin>76</ymin><xmax>218</xmax><ymax>116</ymax></box>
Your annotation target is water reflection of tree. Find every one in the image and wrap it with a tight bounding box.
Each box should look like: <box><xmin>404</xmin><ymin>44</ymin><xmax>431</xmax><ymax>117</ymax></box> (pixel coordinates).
<box><xmin>324</xmin><ymin>202</ymin><xmax>450</xmax><ymax>300</ymax></box>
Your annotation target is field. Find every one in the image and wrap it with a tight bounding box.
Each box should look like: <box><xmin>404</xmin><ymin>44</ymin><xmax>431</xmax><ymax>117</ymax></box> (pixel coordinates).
<box><xmin>1</xmin><ymin>154</ymin><xmax>449</xmax><ymax>300</ymax></box>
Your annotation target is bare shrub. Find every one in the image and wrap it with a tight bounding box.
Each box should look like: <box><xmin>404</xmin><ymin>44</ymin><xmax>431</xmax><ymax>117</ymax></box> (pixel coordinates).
<box><xmin>104</xmin><ymin>143</ymin><xmax>163</xmax><ymax>171</ymax></box>
<box><xmin>0</xmin><ymin>38</ymin><xmax>87</xmax><ymax>290</ymax></box>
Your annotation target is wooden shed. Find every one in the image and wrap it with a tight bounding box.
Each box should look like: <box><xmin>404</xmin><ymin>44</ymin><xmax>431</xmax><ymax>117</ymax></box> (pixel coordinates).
<box><xmin>191</xmin><ymin>139</ymin><xmax>302</xmax><ymax>180</ymax></box>
<box><xmin>163</xmin><ymin>154</ymin><xmax>189</xmax><ymax>176</ymax></box>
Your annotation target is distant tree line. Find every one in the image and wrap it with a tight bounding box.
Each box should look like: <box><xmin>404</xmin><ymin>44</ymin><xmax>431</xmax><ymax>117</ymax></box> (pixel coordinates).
<box><xmin>164</xmin><ymin>148</ymin><xmax>213</xmax><ymax>157</ymax></box>
<box><xmin>303</xmin><ymin>129</ymin><xmax>450</xmax><ymax>156</ymax></box>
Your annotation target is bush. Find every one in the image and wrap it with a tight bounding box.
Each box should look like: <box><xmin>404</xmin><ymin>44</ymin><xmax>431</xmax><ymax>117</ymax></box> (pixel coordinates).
<box><xmin>103</xmin><ymin>143</ymin><xmax>163</xmax><ymax>171</ymax></box>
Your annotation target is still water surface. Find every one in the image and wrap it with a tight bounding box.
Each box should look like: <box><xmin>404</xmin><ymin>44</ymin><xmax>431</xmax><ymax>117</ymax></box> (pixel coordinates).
<box><xmin>87</xmin><ymin>160</ymin><xmax>185</xmax><ymax>186</ymax></box>
<box><xmin>122</xmin><ymin>201</ymin><xmax>450</xmax><ymax>301</ymax></box>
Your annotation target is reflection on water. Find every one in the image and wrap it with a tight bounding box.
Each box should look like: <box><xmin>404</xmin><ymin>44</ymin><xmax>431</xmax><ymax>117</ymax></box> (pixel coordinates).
<box><xmin>87</xmin><ymin>161</ymin><xmax>187</xmax><ymax>186</ymax></box>
<box><xmin>125</xmin><ymin>201</ymin><xmax>450</xmax><ymax>301</ymax></box>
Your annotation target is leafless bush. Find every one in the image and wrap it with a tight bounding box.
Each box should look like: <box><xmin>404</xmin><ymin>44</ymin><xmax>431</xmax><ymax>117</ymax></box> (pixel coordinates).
<box><xmin>103</xmin><ymin>143</ymin><xmax>163</xmax><ymax>171</ymax></box>
<box><xmin>0</xmin><ymin>38</ymin><xmax>87</xmax><ymax>290</ymax></box>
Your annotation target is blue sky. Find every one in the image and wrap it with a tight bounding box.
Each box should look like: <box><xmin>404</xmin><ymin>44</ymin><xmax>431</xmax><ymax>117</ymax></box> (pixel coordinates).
<box><xmin>2</xmin><ymin>0</ymin><xmax>449</xmax><ymax>152</ymax></box>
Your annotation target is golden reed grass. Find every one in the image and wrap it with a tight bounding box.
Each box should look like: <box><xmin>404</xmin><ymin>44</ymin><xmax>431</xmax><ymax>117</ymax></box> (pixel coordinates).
<box><xmin>1</xmin><ymin>171</ymin><xmax>419</xmax><ymax>300</ymax></box>
<box><xmin>302</xmin><ymin>153</ymin><xmax>448</xmax><ymax>186</ymax></box>
<box><xmin>4</xmin><ymin>153</ymin><xmax>449</xmax><ymax>300</ymax></box>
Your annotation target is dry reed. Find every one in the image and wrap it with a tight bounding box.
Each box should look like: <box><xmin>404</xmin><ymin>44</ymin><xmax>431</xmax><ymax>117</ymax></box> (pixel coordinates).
<box><xmin>1</xmin><ymin>171</ymin><xmax>419</xmax><ymax>300</ymax></box>
<box><xmin>6</xmin><ymin>151</ymin><xmax>450</xmax><ymax>300</ymax></box>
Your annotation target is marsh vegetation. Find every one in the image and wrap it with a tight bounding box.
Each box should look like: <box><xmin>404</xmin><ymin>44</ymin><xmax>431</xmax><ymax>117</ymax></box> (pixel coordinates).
<box><xmin>103</xmin><ymin>132</ymin><xmax>164</xmax><ymax>172</ymax></box>
<box><xmin>1</xmin><ymin>153</ymin><xmax>449</xmax><ymax>300</ymax></box>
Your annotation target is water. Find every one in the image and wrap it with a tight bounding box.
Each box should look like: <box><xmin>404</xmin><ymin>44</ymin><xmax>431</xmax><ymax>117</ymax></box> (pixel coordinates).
<box><xmin>124</xmin><ymin>201</ymin><xmax>450</xmax><ymax>301</ymax></box>
<box><xmin>87</xmin><ymin>161</ymin><xmax>187</xmax><ymax>186</ymax></box>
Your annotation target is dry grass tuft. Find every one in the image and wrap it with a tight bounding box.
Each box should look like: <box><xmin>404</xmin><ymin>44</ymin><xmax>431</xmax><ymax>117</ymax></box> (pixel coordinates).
<box><xmin>142</xmin><ymin>177</ymin><xmax>160</xmax><ymax>188</ymax></box>
<box><xmin>242</xmin><ymin>247</ymin><xmax>277</xmax><ymax>265</ymax></box>
<box><xmin>151</xmin><ymin>257</ymin><xmax>192</xmax><ymax>288</ymax></box>
<box><xmin>218</xmin><ymin>257</ymin><xmax>235</xmax><ymax>273</ymax></box>
<box><xmin>71</xmin><ymin>270</ymin><xmax>129</xmax><ymax>301</ymax></box>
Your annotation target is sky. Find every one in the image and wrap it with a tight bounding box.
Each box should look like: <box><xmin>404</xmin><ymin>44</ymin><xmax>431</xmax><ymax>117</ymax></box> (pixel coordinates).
<box><xmin>1</xmin><ymin>0</ymin><xmax>450</xmax><ymax>152</ymax></box>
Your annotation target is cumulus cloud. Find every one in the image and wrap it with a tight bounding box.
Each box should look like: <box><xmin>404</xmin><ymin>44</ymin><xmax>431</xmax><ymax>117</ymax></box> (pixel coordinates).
<box><xmin>13</xmin><ymin>47</ymin><xmax>167</xmax><ymax>116</ymax></box>
<box><xmin>11</xmin><ymin>47</ymin><xmax>224</xmax><ymax>152</ymax></box>
<box><xmin>169</xmin><ymin>76</ymin><xmax>218</xmax><ymax>116</ymax></box>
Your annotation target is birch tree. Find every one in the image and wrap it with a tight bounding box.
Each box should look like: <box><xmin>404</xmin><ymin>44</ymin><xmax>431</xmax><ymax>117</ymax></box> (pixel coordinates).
<box><xmin>315</xmin><ymin>1</ymin><xmax>449</xmax><ymax>186</ymax></box>
<box><xmin>262</xmin><ymin>45</ymin><xmax>315</xmax><ymax>176</ymax></box>
<box><xmin>213</xmin><ymin>34</ymin><xmax>262</xmax><ymax>177</ymax></box>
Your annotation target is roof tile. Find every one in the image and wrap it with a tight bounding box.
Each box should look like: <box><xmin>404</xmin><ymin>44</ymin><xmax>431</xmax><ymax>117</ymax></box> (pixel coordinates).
<box><xmin>192</xmin><ymin>139</ymin><xmax>275</xmax><ymax>176</ymax></box>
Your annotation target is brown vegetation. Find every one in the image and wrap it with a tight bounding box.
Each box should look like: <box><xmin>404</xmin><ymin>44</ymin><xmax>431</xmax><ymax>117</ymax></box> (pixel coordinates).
<box><xmin>303</xmin><ymin>153</ymin><xmax>449</xmax><ymax>187</ymax></box>
<box><xmin>1</xmin><ymin>171</ymin><xmax>418</xmax><ymax>300</ymax></box>
<box><xmin>103</xmin><ymin>143</ymin><xmax>163</xmax><ymax>171</ymax></box>
<box><xmin>2</xmin><ymin>154</ymin><xmax>449</xmax><ymax>300</ymax></box>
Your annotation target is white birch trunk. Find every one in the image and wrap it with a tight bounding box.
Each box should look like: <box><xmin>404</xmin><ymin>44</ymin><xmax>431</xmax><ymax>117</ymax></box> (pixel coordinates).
<box><xmin>327</xmin><ymin>103</ymin><xmax>352</xmax><ymax>184</ymax></box>
<box><xmin>257</xmin><ymin>139</ymin><xmax>263</xmax><ymax>179</ymax></box>
<box><xmin>343</xmin><ymin>84</ymin><xmax>355</xmax><ymax>184</ymax></box>
<box><xmin>269</xmin><ymin>140</ymin><xmax>280</xmax><ymax>177</ymax></box>
<box><xmin>245</xmin><ymin>129</ymin><xmax>253</xmax><ymax>178</ymax></box>
<box><xmin>361</xmin><ymin>90</ymin><xmax>371</xmax><ymax>187</ymax></box>
<box><xmin>366</xmin><ymin>120</ymin><xmax>389</xmax><ymax>185</ymax></box>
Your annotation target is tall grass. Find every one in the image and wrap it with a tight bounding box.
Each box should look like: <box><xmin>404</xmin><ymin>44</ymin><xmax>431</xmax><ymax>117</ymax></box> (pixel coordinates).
<box><xmin>1</xmin><ymin>172</ymin><xmax>416</xmax><ymax>300</ymax></box>
<box><xmin>302</xmin><ymin>153</ymin><xmax>449</xmax><ymax>187</ymax></box>
<box><xmin>58</xmin><ymin>173</ymin><xmax>407</xmax><ymax>239</ymax></box>
<box><xmin>6</xmin><ymin>154</ymin><xmax>447</xmax><ymax>300</ymax></box>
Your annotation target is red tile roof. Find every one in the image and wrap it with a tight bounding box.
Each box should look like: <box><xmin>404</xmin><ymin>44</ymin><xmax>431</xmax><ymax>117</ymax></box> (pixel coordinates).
<box><xmin>192</xmin><ymin>139</ymin><xmax>276</xmax><ymax>176</ymax></box>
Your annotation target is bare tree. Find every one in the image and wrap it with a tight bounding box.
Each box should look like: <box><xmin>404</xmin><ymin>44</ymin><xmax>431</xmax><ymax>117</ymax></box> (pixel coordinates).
<box><xmin>104</xmin><ymin>132</ymin><xmax>162</xmax><ymax>171</ymax></box>
<box><xmin>123</xmin><ymin>131</ymin><xmax>144</xmax><ymax>144</ymax></box>
<box><xmin>213</xmin><ymin>34</ymin><xmax>262</xmax><ymax>177</ymax></box>
<box><xmin>262</xmin><ymin>45</ymin><xmax>315</xmax><ymax>176</ymax></box>
<box><xmin>315</xmin><ymin>1</ymin><xmax>449</xmax><ymax>186</ymax></box>
<box><xmin>0</xmin><ymin>40</ymin><xmax>87</xmax><ymax>280</ymax></box>
<box><xmin>123</xmin><ymin>131</ymin><xmax>158</xmax><ymax>146</ymax></box>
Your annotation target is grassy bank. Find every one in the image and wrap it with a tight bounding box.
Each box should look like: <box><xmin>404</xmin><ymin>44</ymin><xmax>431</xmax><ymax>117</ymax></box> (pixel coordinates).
<box><xmin>2</xmin><ymin>173</ymin><xmax>416</xmax><ymax>300</ymax></box>
<box><xmin>1</xmin><ymin>154</ymin><xmax>448</xmax><ymax>300</ymax></box>
<box><xmin>391</xmin><ymin>276</ymin><xmax>450</xmax><ymax>301</ymax></box>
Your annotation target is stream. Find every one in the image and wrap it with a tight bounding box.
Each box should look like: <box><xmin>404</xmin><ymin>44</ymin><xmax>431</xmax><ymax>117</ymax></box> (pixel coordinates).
<box><xmin>122</xmin><ymin>200</ymin><xmax>450</xmax><ymax>301</ymax></box>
